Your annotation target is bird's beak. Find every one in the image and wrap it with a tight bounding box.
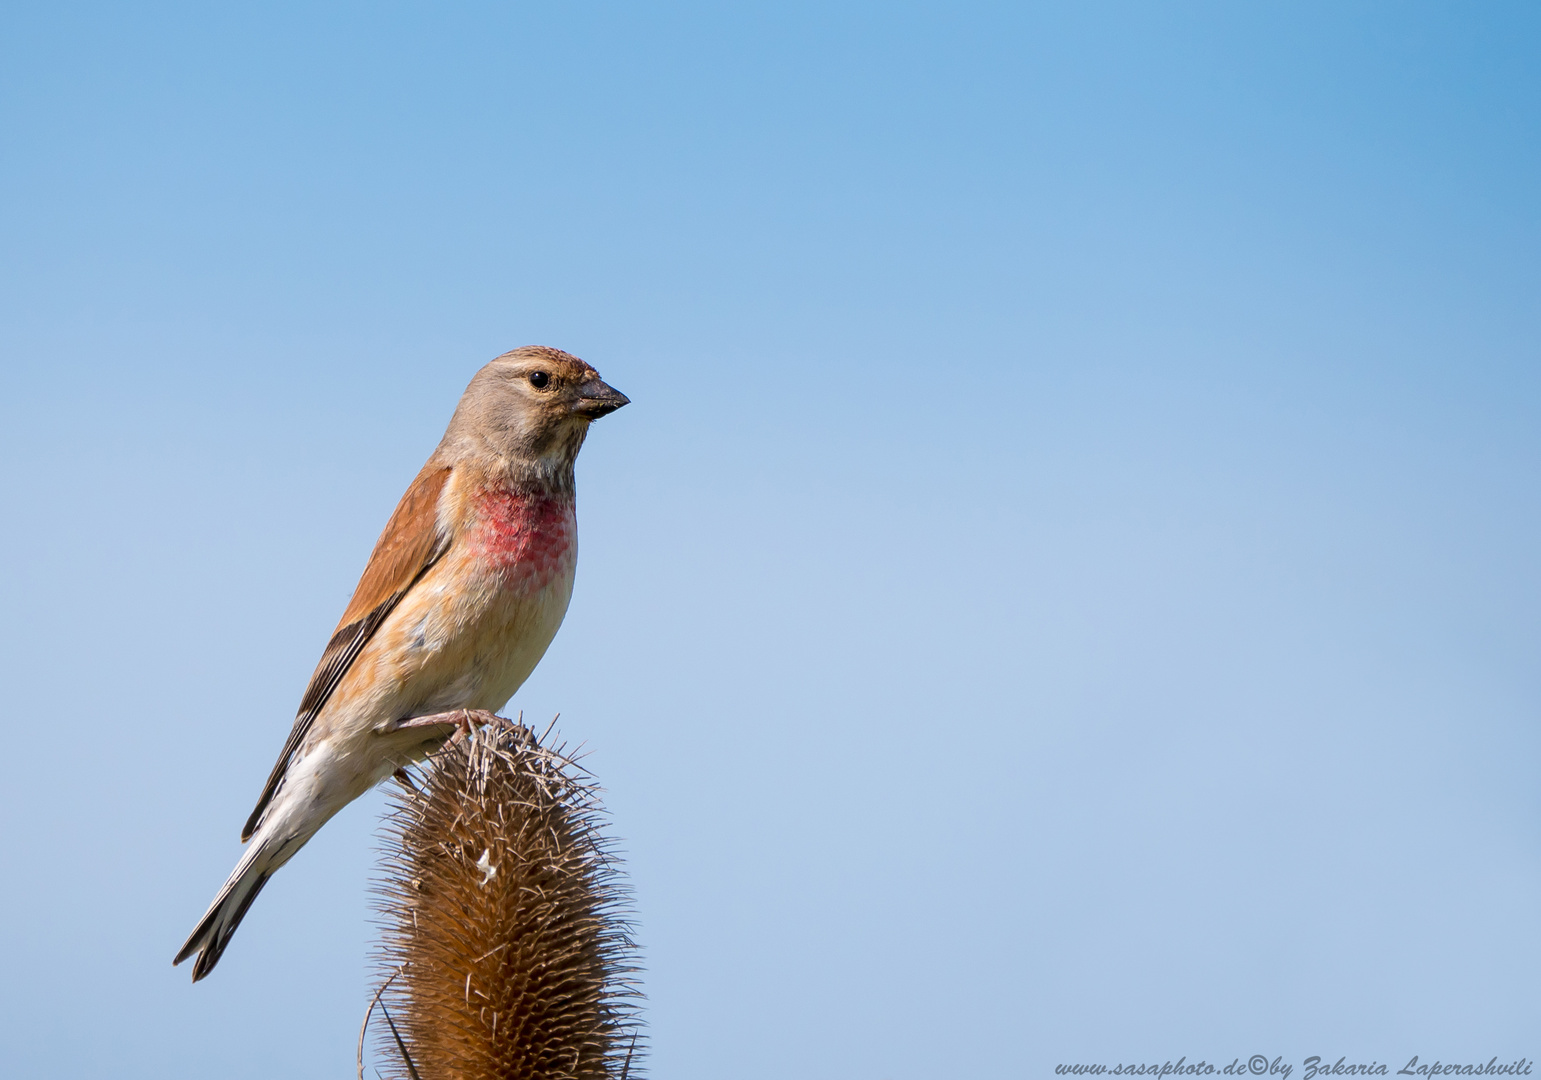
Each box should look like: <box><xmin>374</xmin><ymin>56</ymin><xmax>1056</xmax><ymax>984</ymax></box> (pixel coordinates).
<box><xmin>573</xmin><ymin>377</ymin><xmax>630</xmax><ymax>419</ymax></box>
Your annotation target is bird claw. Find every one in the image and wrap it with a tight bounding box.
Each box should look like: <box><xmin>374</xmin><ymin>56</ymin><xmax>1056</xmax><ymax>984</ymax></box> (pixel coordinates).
<box><xmin>444</xmin><ymin>709</ymin><xmax>477</xmax><ymax>748</ymax></box>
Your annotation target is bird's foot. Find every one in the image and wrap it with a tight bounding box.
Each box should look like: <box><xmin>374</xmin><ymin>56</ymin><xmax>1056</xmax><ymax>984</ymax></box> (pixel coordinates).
<box><xmin>391</xmin><ymin>767</ymin><xmax>418</xmax><ymax>792</ymax></box>
<box><xmin>387</xmin><ymin>709</ymin><xmax>498</xmax><ymax>743</ymax></box>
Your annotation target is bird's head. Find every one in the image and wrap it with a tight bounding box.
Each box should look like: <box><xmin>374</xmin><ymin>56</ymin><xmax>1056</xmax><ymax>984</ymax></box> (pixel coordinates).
<box><xmin>444</xmin><ymin>346</ymin><xmax>629</xmax><ymax>482</ymax></box>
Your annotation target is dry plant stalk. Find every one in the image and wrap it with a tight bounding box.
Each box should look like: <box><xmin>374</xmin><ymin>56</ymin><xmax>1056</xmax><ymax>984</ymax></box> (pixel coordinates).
<box><xmin>368</xmin><ymin>714</ymin><xmax>643</xmax><ymax>1080</ymax></box>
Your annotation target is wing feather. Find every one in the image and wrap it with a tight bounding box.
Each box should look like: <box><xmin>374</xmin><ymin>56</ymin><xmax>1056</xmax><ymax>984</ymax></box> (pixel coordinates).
<box><xmin>241</xmin><ymin>463</ymin><xmax>454</xmax><ymax>840</ymax></box>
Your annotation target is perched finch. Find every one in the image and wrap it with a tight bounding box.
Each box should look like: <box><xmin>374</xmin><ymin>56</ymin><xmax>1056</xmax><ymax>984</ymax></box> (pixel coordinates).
<box><xmin>174</xmin><ymin>346</ymin><xmax>628</xmax><ymax>981</ymax></box>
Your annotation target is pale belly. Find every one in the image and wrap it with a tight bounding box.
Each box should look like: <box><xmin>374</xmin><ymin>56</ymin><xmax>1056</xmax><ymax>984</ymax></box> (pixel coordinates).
<box><xmin>315</xmin><ymin>491</ymin><xmax>579</xmax><ymax>754</ymax></box>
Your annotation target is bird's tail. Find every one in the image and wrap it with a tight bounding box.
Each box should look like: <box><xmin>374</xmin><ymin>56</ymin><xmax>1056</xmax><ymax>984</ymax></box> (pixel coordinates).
<box><xmin>173</xmin><ymin>829</ymin><xmax>287</xmax><ymax>981</ymax></box>
<box><xmin>176</xmin><ymin>738</ymin><xmax>361</xmax><ymax>981</ymax></box>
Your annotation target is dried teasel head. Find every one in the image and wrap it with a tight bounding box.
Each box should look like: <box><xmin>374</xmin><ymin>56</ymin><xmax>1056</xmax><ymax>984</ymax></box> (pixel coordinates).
<box><xmin>367</xmin><ymin>715</ymin><xmax>644</xmax><ymax>1079</ymax></box>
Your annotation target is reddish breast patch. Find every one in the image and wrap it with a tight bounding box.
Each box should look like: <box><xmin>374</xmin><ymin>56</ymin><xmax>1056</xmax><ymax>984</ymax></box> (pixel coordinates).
<box><xmin>466</xmin><ymin>486</ymin><xmax>576</xmax><ymax>590</ymax></box>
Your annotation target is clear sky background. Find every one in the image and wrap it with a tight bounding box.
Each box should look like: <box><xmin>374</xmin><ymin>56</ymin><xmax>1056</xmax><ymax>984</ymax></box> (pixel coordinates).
<box><xmin>2</xmin><ymin>3</ymin><xmax>1538</xmax><ymax>1077</ymax></box>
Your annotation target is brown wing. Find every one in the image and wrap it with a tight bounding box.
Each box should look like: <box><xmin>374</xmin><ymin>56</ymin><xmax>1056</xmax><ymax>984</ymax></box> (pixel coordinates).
<box><xmin>242</xmin><ymin>463</ymin><xmax>454</xmax><ymax>841</ymax></box>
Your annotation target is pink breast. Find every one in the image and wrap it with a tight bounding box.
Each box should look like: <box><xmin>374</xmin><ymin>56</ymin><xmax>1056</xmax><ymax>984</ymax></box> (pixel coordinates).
<box><xmin>466</xmin><ymin>487</ymin><xmax>576</xmax><ymax>590</ymax></box>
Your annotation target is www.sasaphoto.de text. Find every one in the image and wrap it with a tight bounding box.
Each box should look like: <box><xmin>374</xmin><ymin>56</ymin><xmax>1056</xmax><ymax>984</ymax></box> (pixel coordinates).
<box><xmin>1055</xmin><ymin>1056</ymin><xmax>1534</xmax><ymax>1080</ymax></box>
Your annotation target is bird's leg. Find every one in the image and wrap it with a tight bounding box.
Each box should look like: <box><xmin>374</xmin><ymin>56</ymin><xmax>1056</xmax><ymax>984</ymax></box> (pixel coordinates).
<box><xmin>391</xmin><ymin>767</ymin><xmax>418</xmax><ymax>792</ymax></box>
<box><xmin>390</xmin><ymin>710</ymin><xmax>473</xmax><ymax>732</ymax></box>
<box><xmin>383</xmin><ymin>709</ymin><xmax>494</xmax><ymax>790</ymax></box>
<box><xmin>387</xmin><ymin>709</ymin><xmax>500</xmax><ymax>744</ymax></box>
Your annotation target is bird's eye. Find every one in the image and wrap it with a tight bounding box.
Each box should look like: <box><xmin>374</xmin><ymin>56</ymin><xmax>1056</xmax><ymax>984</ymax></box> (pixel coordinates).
<box><xmin>528</xmin><ymin>371</ymin><xmax>550</xmax><ymax>389</ymax></box>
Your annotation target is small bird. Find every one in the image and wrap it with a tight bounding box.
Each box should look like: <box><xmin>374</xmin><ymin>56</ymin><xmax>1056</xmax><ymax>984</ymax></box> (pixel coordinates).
<box><xmin>174</xmin><ymin>346</ymin><xmax>628</xmax><ymax>981</ymax></box>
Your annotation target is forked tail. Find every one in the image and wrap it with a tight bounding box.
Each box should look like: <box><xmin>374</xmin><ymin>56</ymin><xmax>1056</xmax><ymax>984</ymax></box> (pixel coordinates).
<box><xmin>177</xmin><ymin>737</ymin><xmax>359</xmax><ymax>981</ymax></box>
<box><xmin>173</xmin><ymin>834</ymin><xmax>282</xmax><ymax>981</ymax></box>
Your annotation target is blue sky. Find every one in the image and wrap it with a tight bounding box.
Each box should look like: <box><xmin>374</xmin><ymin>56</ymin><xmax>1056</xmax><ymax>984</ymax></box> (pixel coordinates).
<box><xmin>1</xmin><ymin>3</ymin><xmax>1539</xmax><ymax>1077</ymax></box>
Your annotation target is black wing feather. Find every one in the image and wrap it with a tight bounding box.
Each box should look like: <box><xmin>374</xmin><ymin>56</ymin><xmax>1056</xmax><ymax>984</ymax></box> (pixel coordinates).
<box><xmin>240</xmin><ymin>541</ymin><xmax>448</xmax><ymax>841</ymax></box>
